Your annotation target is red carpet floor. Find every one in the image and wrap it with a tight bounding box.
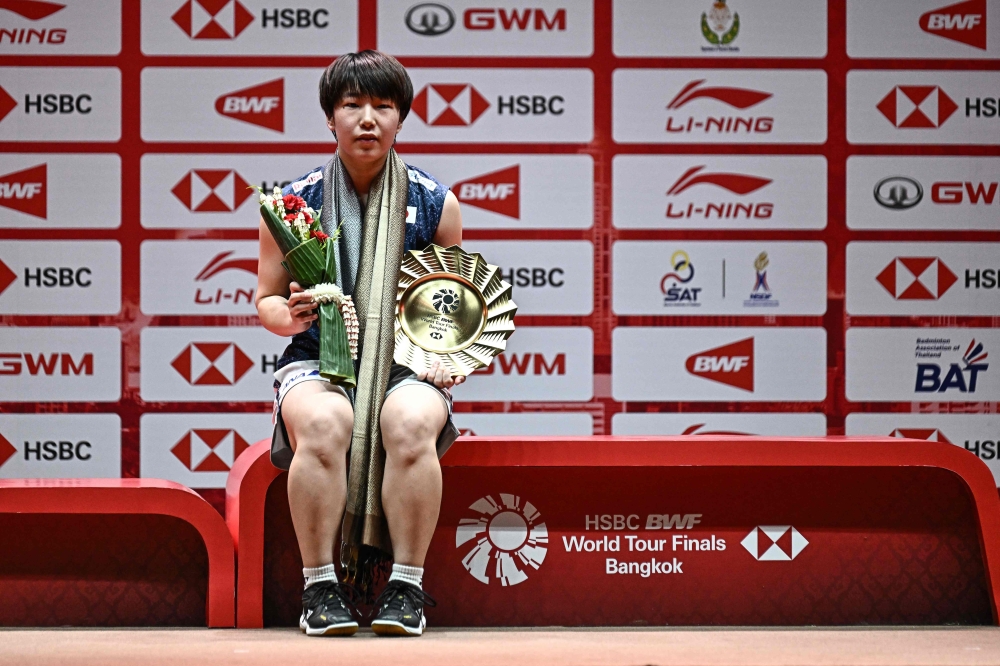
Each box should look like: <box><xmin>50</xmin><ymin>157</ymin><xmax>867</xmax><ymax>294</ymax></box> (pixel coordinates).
<box><xmin>2</xmin><ymin>628</ymin><xmax>1000</xmax><ymax>665</ymax></box>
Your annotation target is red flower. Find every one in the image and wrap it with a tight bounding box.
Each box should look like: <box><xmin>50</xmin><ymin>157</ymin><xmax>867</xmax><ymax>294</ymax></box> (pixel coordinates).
<box><xmin>283</xmin><ymin>213</ymin><xmax>298</xmax><ymax>222</ymax></box>
<box><xmin>310</xmin><ymin>229</ymin><xmax>329</xmax><ymax>242</ymax></box>
<box><xmin>282</xmin><ymin>194</ymin><xmax>307</xmax><ymax>212</ymax></box>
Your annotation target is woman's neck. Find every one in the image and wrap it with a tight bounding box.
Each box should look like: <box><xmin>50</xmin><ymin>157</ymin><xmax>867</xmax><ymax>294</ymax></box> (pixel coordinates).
<box><xmin>339</xmin><ymin>150</ymin><xmax>389</xmax><ymax>200</ymax></box>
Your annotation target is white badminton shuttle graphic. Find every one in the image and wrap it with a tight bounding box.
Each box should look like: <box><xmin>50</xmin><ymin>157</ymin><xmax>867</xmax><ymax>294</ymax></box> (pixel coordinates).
<box><xmin>456</xmin><ymin>494</ymin><xmax>548</xmax><ymax>586</ymax></box>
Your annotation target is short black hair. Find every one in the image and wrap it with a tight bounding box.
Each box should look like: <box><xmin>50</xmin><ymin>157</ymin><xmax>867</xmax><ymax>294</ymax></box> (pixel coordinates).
<box><xmin>319</xmin><ymin>50</ymin><xmax>414</xmax><ymax>121</ymax></box>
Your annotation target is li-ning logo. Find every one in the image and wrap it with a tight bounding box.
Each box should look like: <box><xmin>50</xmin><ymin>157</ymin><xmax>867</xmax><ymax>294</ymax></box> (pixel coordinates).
<box><xmin>668</xmin><ymin>80</ymin><xmax>771</xmax><ymax>110</ymax></box>
<box><xmin>196</xmin><ymin>251</ymin><xmax>257</xmax><ymax>281</ymax></box>
<box><xmin>170</xmin><ymin>342</ymin><xmax>254</xmax><ymax>385</ymax></box>
<box><xmin>876</xmin><ymin>257</ymin><xmax>958</xmax><ymax>300</ymax></box>
<box><xmin>172</xmin><ymin>0</ymin><xmax>254</xmax><ymax>39</ymax></box>
<box><xmin>741</xmin><ymin>526</ymin><xmax>808</xmax><ymax>561</ymax></box>
<box><xmin>668</xmin><ymin>165</ymin><xmax>771</xmax><ymax>196</ymax></box>
<box><xmin>0</xmin><ymin>163</ymin><xmax>46</xmax><ymax>218</ymax></box>
<box><xmin>432</xmin><ymin>288</ymin><xmax>460</xmax><ymax>314</ymax></box>
<box><xmin>877</xmin><ymin>86</ymin><xmax>958</xmax><ymax>128</ymax></box>
<box><xmin>0</xmin><ymin>0</ymin><xmax>65</xmax><ymax>20</ymax></box>
<box><xmin>685</xmin><ymin>337</ymin><xmax>754</xmax><ymax>391</ymax></box>
<box><xmin>456</xmin><ymin>493</ymin><xmax>548</xmax><ymax>586</ymax></box>
<box><xmin>411</xmin><ymin>83</ymin><xmax>490</xmax><ymax>126</ymax></box>
<box><xmin>171</xmin><ymin>428</ymin><xmax>250</xmax><ymax>472</ymax></box>
<box><xmin>215</xmin><ymin>79</ymin><xmax>284</xmax><ymax>132</ymax></box>
<box><xmin>920</xmin><ymin>0</ymin><xmax>986</xmax><ymax>50</ymax></box>
<box><xmin>874</xmin><ymin>176</ymin><xmax>923</xmax><ymax>210</ymax></box>
<box><xmin>172</xmin><ymin>169</ymin><xmax>254</xmax><ymax>212</ymax></box>
<box><xmin>453</xmin><ymin>165</ymin><xmax>519</xmax><ymax>218</ymax></box>
<box><xmin>405</xmin><ymin>2</ymin><xmax>455</xmax><ymax>35</ymax></box>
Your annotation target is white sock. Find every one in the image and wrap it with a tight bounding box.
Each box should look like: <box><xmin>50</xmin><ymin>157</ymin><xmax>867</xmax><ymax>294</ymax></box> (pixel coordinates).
<box><xmin>388</xmin><ymin>563</ymin><xmax>423</xmax><ymax>589</ymax></box>
<box><xmin>303</xmin><ymin>563</ymin><xmax>337</xmax><ymax>589</ymax></box>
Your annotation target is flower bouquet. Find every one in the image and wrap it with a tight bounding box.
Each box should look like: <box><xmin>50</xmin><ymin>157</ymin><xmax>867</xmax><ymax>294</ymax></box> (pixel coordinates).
<box><xmin>258</xmin><ymin>187</ymin><xmax>359</xmax><ymax>388</ymax></box>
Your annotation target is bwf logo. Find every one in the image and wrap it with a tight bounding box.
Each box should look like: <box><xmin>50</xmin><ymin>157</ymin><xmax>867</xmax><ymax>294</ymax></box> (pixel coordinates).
<box><xmin>215</xmin><ymin>79</ymin><xmax>284</xmax><ymax>132</ymax></box>
<box><xmin>685</xmin><ymin>337</ymin><xmax>754</xmax><ymax>391</ymax></box>
<box><xmin>456</xmin><ymin>493</ymin><xmax>548</xmax><ymax>586</ymax></box>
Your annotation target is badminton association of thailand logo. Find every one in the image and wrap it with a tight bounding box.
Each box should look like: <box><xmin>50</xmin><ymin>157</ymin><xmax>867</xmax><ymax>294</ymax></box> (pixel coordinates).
<box><xmin>456</xmin><ymin>494</ymin><xmax>548</xmax><ymax>586</ymax></box>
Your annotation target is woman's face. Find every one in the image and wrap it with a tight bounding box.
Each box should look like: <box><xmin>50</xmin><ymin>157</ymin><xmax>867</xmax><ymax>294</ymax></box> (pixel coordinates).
<box><xmin>329</xmin><ymin>94</ymin><xmax>402</xmax><ymax>164</ymax></box>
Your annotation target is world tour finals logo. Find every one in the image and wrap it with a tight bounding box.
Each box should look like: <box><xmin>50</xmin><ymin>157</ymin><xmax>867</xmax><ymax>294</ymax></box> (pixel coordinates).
<box><xmin>456</xmin><ymin>493</ymin><xmax>548</xmax><ymax>586</ymax></box>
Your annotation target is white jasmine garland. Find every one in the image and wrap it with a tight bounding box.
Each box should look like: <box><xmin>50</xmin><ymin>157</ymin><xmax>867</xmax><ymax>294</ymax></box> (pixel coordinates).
<box><xmin>306</xmin><ymin>282</ymin><xmax>345</xmax><ymax>304</ymax></box>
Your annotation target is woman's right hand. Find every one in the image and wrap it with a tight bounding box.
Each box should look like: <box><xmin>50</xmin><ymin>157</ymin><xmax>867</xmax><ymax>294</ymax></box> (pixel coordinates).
<box><xmin>286</xmin><ymin>282</ymin><xmax>318</xmax><ymax>333</ymax></box>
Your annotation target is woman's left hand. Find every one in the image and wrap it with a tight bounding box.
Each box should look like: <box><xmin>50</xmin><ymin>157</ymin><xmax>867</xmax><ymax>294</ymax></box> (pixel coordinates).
<box><xmin>418</xmin><ymin>360</ymin><xmax>465</xmax><ymax>389</ymax></box>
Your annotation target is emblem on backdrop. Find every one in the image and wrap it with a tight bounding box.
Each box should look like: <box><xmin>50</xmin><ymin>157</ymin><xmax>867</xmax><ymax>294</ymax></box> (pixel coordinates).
<box><xmin>919</xmin><ymin>0</ymin><xmax>986</xmax><ymax>50</ymax></box>
<box><xmin>744</xmin><ymin>251</ymin><xmax>778</xmax><ymax>308</ymax></box>
<box><xmin>876</xmin><ymin>257</ymin><xmax>957</xmax><ymax>301</ymax></box>
<box><xmin>172</xmin><ymin>0</ymin><xmax>254</xmax><ymax>39</ymax></box>
<box><xmin>405</xmin><ymin>2</ymin><xmax>455</xmax><ymax>36</ymax></box>
<box><xmin>873</xmin><ymin>176</ymin><xmax>923</xmax><ymax>210</ymax></box>
<box><xmin>877</xmin><ymin>85</ymin><xmax>958</xmax><ymax>128</ymax></box>
<box><xmin>701</xmin><ymin>0</ymin><xmax>740</xmax><ymax>51</ymax></box>
<box><xmin>741</xmin><ymin>526</ymin><xmax>808</xmax><ymax>561</ymax></box>
<box><xmin>411</xmin><ymin>83</ymin><xmax>490</xmax><ymax>126</ymax></box>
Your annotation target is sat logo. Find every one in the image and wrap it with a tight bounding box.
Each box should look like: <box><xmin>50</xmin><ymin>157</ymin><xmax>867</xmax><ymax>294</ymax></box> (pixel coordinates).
<box><xmin>916</xmin><ymin>339</ymin><xmax>989</xmax><ymax>394</ymax></box>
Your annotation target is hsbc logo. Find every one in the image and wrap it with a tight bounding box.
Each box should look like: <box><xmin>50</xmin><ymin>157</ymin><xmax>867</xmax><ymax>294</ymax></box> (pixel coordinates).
<box><xmin>685</xmin><ymin>337</ymin><xmax>753</xmax><ymax>391</ymax></box>
<box><xmin>453</xmin><ymin>165</ymin><xmax>518</xmax><ymax>218</ymax></box>
<box><xmin>172</xmin><ymin>169</ymin><xmax>253</xmax><ymax>212</ymax></box>
<box><xmin>171</xmin><ymin>428</ymin><xmax>250</xmax><ymax>472</ymax></box>
<box><xmin>0</xmin><ymin>431</ymin><xmax>14</xmax><ymax>468</ymax></box>
<box><xmin>876</xmin><ymin>257</ymin><xmax>958</xmax><ymax>300</ymax></box>
<box><xmin>877</xmin><ymin>85</ymin><xmax>958</xmax><ymax>128</ymax></box>
<box><xmin>920</xmin><ymin>0</ymin><xmax>986</xmax><ymax>50</ymax></box>
<box><xmin>215</xmin><ymin>79</ymin><xmax>284</xmax><ymax>132</ymax></box>
<box><xmin>666</xmin><ymin>79</ymin><xmax>774</xmax><ymax>135</ymax></box>
<box><xmin>170</xmin><ymin>342</ymin><xmax>254</xmax><ymax>385</ymax></box>
<box><xmin>891</xmin><ymin>428</ymin><xmax>952</xmax><ymax>443</ymax></box>
<box><xmin>412</xmin><ymin>83</ymin><xmax>490</xmax><ymax>126</ymax></box>
<box><xmin>172</xmin><ymin>0</ymin><xmax>254</xmax><ymax>39</ymax></box>
<box><xmin>0</xmin><ymin>163</ymin><xmax>45</xmax><ymax>218</ymax></box>
<box><xmin>666</xmin><ymin>165</ymin><xmax>773</xmax><ymax>220</ymax></box>
<box><xmin>741</xmin><ymin>526</ymin><xmax>808</xmax><ymax>561</ymax></box>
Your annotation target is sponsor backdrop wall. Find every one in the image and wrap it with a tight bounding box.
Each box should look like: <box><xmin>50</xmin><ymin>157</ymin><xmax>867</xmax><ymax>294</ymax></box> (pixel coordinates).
<box><xmin>0</xmin><ymin>0</ymin><xmax>998</xmax><ymax>506</ymax></box>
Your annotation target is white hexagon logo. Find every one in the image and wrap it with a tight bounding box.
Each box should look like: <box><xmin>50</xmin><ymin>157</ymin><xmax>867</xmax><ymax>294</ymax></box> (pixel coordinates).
<box><xmin>741</xmin><ymin>525</ymin><xmax>808</xmax><ymax>561</ymax></box>
<box><xmin>456</xmin><ymin>493</ymin><xmax>548</xmax><ymax>586</ymax></box>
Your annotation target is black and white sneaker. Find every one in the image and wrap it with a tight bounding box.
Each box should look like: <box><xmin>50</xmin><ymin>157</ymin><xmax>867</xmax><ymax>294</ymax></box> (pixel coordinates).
<box><xmin>299</xmin><ymin>581</ymin><xmax>359</xmax><ymax>636</ymax></box>
<box><xmin>370</xmin><ymin>580</ymin><xmax>437</xmax><ymax>637</ymax></box>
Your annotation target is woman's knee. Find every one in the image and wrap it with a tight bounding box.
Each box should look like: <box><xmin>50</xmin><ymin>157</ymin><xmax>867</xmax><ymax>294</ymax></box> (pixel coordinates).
<box><xmin>286</xmin><ymin>402</ymin><xmax>352</xmax><ymax>465</ymax></box>
<box><xmin>381</xmin><ymin>407</ymin><xmax>441</xmax><ymax>466</ymax></box>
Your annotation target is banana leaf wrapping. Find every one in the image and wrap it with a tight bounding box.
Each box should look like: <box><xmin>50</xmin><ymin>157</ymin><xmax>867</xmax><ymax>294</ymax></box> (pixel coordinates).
<box><xmin>261</xmin><ymin>203</ymin><xmax>356</xmax><ymax>388</ymax></box>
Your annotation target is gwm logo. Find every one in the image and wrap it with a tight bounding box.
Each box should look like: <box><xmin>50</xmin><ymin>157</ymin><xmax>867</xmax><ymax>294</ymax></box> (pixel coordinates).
<box><xmin>172</xmin><ymin>169</ymin><xmax>254</xmax><ymax>212</ymax></box>
<box><xmin>453</xmin><ymin>165</ymin><xmax>519</xmax><ymax>218</ymax></box>
<box><xmin>0</xmin><ymin>163</ymin><xmax>46</xmax><ymax>218</ymax></box>
<box><xmin>171</xmin><ymin>428</ymin><xmax>250</xmax><ymax>472</ymax></box>
<box><xmin>877</xmin><ymin>86</ymin><xmax>958</xmax><ymax>128</ymax></box>
<box><xmin>685</xmin><ymin>337</ymin><xmax>754</xmax><ymax>391</ymax></box>
<box><xmin>411</xmin><ymin>83</ymin><xmax>490</xmax><ymax>126</ymax></box>
<box><xmin>172</xmin><ymin>0</ymin><xmax>254</xmax><ymax>39</ymax></box>
<box><xmin>876</xmin><ymin>257</ymin><xmax>958</xmax><ymax>300</ymax></box>
<box><xmin>215</xmin><ymin>79</ymin><xmax>284</xmax><ymax>132</ymax></box>
<box><xmin>170</xmin><ymin>342</ymin><xmax>254</xmax><ymax>385</ymax></box>
<box><xmin>741</xmin><ymin>526</ymin><xmax>808</xmax><ymax>561</ymax></box>
<box><xmin>920</xmin><ymin>0</ymin><xmax>986</xmax><ymax>50</ymax></box>
<box><xmin>456</xmin><ymin>493</ymin><xmax>548</xmax><ymax>586</ymax></box>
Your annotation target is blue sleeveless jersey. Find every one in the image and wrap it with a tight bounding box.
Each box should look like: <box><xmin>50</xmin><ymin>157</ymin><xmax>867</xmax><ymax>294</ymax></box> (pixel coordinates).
<box><xmin>274</xmin><ymin>162</ymin><xmax>448</xmax><ymax>370</ymax></box>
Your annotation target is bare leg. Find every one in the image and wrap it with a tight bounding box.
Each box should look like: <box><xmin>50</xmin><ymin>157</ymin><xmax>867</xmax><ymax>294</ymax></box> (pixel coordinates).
<box><xmin>379</xmin><ymin>385</ymin><xmax>448</xmax><ymax>567</ymax></box>
<box><xmin>282</xmin><ymin>381</ymin><xmax>354</xmax><ymax>568</ymax></box>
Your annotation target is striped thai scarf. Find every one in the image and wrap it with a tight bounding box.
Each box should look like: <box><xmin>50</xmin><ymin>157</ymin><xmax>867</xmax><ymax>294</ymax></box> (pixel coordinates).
<box><xmin>322</xmin><ymin>149</ymin><xmax>407</xmax><ymax>593</ymax></box>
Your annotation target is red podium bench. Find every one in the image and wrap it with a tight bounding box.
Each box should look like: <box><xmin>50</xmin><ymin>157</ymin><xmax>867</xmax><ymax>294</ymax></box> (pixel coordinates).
<box><xmin>228</xmin><ymin>436</ymin><xmax>1000</xmax><ymax>628</ymax></box>
<box><xmin>0</xmin><ymin>479</ymin><xmax>235</xmax><ymax>627</ymax></box>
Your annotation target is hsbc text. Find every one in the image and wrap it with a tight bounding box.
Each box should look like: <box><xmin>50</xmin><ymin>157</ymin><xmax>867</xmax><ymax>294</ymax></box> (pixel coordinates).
<box><xmin>666</xmin><ymin>116</ymin><xmax>773</xmax><ymax>134</ymax></box>
<box><xmin>584</xmin><ymin>514</ymin><xmax>702</xmax><ymax>531</ymax></box>
<box><xmin>0</xmin><ymin>353</ymin><xmax>92</xmax><ymax>376</ymax></box>
<box><xmin>966</xmin><ymin>98</ymin><xmax>1000</xmax><ymax>118</ymax></box>
<box><xmin>497</xmin><ymin>96</ymin><xmax>564</xmax><ymax>115</ymax></box>
<box><xmin>500</xmin><ymin>267</ymin><xmax>564</xmax><ymax>288</ymax></box>
<box><xmin>464</xmin><ymin>8</ymin><xmax>566</xmax><ymax>31</ymax></box>
<box><xmin>24</xmin><ymin>94</ymin><xmax>91</xmax><ymax>115</ymax></box>
<box><xmin>24</xmin><ymin>267</ymin><xmax>91</xmax><ymax>288</ymax></box>
<box><xmin>966</xmin><ymin>270</ymin><xmax>1000</xmax><ymax>289</ymax></box>
<box><xmin>964</xmin><ymin>440</ymin><xmax>1000</xmax><ymax>460</ymax></box>
<box><xmin>261</xmin><ymin>8</ymin><xmax>329</xmax><ymax>28</ymax></box>
<box><xmin>23</xmin><ymin>440</ymin><xmax>92</xmax><ymax>461</ymax></box>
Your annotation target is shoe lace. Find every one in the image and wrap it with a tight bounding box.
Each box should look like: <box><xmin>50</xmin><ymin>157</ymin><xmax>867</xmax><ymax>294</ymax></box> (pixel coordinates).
<box><xmin>303</xmin><ymin>580</ymin><xmax>361</xmax><ymax>617</ymax></box>
<box><xmin>371</xmin><ymin>580</ymin><xmax>438</xmax><ymax>617</ymax></box>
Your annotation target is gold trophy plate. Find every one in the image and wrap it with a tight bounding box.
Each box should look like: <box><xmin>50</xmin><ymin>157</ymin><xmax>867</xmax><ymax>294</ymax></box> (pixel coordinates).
<box><xmin>395</xmin><ymin>245</ymin><xmax>516</xmax><ymax>377</ymax></box>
